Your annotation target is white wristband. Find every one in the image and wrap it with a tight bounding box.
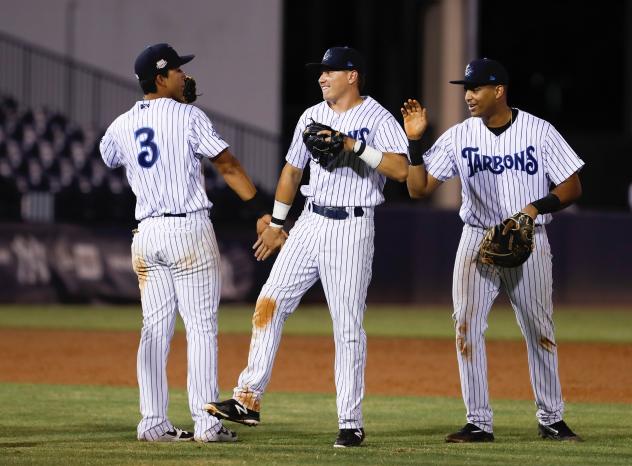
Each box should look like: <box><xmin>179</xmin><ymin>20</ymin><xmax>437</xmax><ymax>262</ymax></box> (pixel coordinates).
<box><xmin>354</xmin><ymin>141</ymin><xmax>383</xmax><ymax>169</ymax></box>
<box><xmin>270</xmin><ymin>200</ymin><xmax>291</xmax><ymax>228</ymax></box>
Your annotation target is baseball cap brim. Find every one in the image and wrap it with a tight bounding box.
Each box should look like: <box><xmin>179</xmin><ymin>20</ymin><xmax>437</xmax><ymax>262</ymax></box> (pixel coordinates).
<box><xmin>176</xmin><ymin>54</ymin><xmax>195</xmax><ymax>67</ymax></box>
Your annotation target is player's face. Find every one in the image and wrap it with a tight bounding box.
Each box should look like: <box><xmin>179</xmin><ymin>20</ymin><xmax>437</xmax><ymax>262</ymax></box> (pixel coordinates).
<box><xmin>163</xmin><ymin>68</ymin><xmax>187</xmax><ymax>102</ymax></box>
<box><xmin>464</xmin><ymin>85</ymin><xmax>500</xmax><ymax>118</ymax></box>
<box><xmin>318</xmin><ymin>70</ymin><xmax>354</xmax><ymax>102</ymax></box>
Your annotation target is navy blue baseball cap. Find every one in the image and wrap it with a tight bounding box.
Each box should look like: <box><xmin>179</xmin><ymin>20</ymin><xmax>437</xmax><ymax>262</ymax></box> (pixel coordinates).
<box><xmin>134</xmin><ymin>43</ymin><xmax>194</xmax><ymax>81</ymax></box>
<box><xmin>449</xmin><ymin>58</ymin><xmax>509</xmax><ymax>86</ymax></box>
<box><xmin>305</xmin><ymin>46</ymin><xmax>366</xmax><ymax>73</ymax></box>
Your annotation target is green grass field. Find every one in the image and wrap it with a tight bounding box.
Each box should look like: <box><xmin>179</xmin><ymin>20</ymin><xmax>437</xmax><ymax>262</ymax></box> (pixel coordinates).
<box><xmin>1</xmin><ymin>304</ymin><xmax>631</xmax><ymax>464</ymax></box>
<box><xmin>1</xmin><ymin>304</ymin><xmax>632</xmax><ymax>342</ymax></box>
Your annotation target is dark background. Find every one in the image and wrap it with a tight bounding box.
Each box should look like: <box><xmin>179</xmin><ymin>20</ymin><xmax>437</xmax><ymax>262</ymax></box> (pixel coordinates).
<box><xmin>282</xmin><ymin>0</ymin><xmax>632</xmax><ymax>211</ymax></box>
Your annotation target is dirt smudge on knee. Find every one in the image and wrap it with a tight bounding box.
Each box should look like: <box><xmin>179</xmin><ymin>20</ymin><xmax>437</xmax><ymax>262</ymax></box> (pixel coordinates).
<box><xmin>253</xmin><ymin>297</ymin><xmax>276</xmax><ymax>329</ymax></box>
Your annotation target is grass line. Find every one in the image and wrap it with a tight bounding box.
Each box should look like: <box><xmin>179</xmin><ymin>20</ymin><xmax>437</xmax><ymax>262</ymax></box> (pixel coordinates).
<box><xmin>0</xmin><ymin>305</ymin><xmax>631</xmax><ymax>342</ymax></box>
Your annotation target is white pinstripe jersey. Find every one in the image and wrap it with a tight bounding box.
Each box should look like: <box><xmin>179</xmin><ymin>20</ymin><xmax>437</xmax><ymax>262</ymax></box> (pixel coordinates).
<box><xmin>100</xmin><ymin>98</ymin><xmax>228</xmax><ymax>220</ymax></box>
<box><xmin>286</xmin><ymin>96</ymin><xmax>408</xmax><ymax>207</ymax></box>
<box><xmin>424</xmin><ymin>109</ymin><xmax>584</xmax><ymax>228</ymax></box>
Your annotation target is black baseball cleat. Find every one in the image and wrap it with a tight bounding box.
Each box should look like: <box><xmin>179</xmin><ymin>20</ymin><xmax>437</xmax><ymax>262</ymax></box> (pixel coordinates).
<box><xmin>334</xmin><ymin>428</ymin><xmax>365</xmax><ymax>448</ymax></box>
<box><xmin>203</xmin><ymin>399</ymin><xmax>260</xmax><ymax>426</ymax></box>
<box><xmin>538</xmin><ymin>420</ymin><xmax>582</xmax><ymax>441</ymax></box>
<box><xmin>445</xmin><ymin>423</ymin><xmax>494</xmax><ymax>443</ymax></box>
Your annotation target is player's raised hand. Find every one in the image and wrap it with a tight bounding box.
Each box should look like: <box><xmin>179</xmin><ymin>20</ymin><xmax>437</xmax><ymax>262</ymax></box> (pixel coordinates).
<box><xmin>400</xmin><ymin>99</ymin><xmax>428</xmax><ymax>140</ymax></box>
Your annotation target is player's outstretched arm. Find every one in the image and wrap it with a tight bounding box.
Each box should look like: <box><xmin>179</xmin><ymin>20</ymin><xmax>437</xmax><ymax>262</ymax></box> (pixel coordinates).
<box><xmin>253</xmin><ymin>163</ymin><xmax>303</xmax><ymax>261</ymax></box>
<box><xmin>522</xmin><ymin>173</ymin><xmax>582</xmax><ymax>219</ymax></box>
<box><xmin>212</xmin><ymin>149</ymin><xmax>257</xmax><ymax>200</ymax></box>
<box><xmin>341</xmin><ymin>135</ymin><xmax>408</xmax><ymax>181</ymax></box>
<box><xmin>401</xmin><ymin>99</ymin><xmax>442</xmax><ymax>199</ymax></box>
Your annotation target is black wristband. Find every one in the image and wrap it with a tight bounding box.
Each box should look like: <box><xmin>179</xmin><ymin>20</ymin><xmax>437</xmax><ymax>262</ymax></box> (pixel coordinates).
<box><xmin>531</xmin><ymin>193</ymin><xmax>562</xmax><ymax>214</ymax></box>
<box><xmin>270</xmin><ymin>216</ymin><xmax>286</xmax><ymax>226</ymax></box>
<box><xmin>408</xmin><ymin>138</ymin><xmax>424</xmax><ymax>166</ymax></box>
<box><xmin>354</xmin><ymin>141</ymin><xmax>367</xmax><ymax>156</ymax></box>
<box><xmin>244</xmin><ymin>191</ymin><xmax>268</xmax><ymax>217</ymax></box>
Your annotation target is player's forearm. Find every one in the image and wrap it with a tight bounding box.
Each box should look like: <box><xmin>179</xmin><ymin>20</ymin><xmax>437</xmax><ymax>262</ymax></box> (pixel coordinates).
<box><xmin>407</xmin><ymin>164</ymin><xmax>428</xmax><ymax>198</ymax></box>
<box><xmin>273</xmin><ymin>163</ymin><xmax>303</xmax><ymax>205</ymax></box>
<box><xmin>527</xmin><ymin>173</ymin><xmax>582</xmax><ymax>216</ymax></box>
<box><xmin>213</xmin><ymin>151</ymin><xmax>257</xmax><ymax>200</ymax></box>
<box><xmin>375</xmin><ymin>152</ymin><xmax>408</xmax><ymax>182</ymax></box>
<box><xmin>343</xmin><ymin>137</ymin><xmax>407</xmax><ymax>182</ymax></box>
<box><xmin>222</xmin><ymin>168</ymin><xmax>257</xmax><ymax>200</ymax></box>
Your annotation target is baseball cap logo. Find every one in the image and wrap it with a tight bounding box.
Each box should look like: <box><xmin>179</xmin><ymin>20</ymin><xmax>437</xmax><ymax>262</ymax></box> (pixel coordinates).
<box><xmin>465</xmin><ymin>64</ymin><xmax>473</xmax><ymax>78</ymax></box>
<box><xmin>323</xmin><ymin>50</ymin><xmax>333</xmax><ymax>61</ymax></box>
<box><xmin>156</xmin><ymin>59</ymin><xmax>167</xmax><ymax>69</ymax></box>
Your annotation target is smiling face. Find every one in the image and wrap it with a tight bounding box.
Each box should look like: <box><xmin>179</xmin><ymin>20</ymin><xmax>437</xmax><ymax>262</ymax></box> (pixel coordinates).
<box><xmin>318</xmin><ymin>69</ymin><xmax>360</xmax><ymax>103</ymax></box>
<box><xmin>464</xmin><ymin>84</ymin><xmax>506</xmax><ymax>119</ymax></box>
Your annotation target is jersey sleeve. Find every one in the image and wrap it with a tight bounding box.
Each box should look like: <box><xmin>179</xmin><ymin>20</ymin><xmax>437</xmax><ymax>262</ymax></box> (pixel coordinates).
<box><xmin>189</xmin><ymin>108</ymin><xmax>229</xmax><ymax>159</ymax></box>
<box><xmin>372</xmin><ymin>116</ymin><xmax>408</xmax><ymax>156</ymax></box>
<box><xmin>285</xmin><ymin>112</ymin><xmax>311</xmax><ymax>169</ymax></box>
<box><xmin>542</xmin><ymin>125</ymin><xmax>585</xmax><ymax>184</ymax></box>
<box><xmin>99</xmin><ymin>128</ymin><xmax>122</xmax><ymax>168</ymax></box>
<box><xmin>423</xmin><ymin>128</ymin><xmax>457</xmax><ymax>181</ymax></box>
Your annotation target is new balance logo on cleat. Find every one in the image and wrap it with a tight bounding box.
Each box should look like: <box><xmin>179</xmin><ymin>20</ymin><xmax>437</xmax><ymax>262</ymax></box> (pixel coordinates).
<box><xmin>203</xmin><ymin>398</ymin><xmax>260</xmax><ymax>426</ymax></box>
<box><xmin>235</xmin><ymin>404</ymin><xmax>249</xmax><ymax>416</ymax></box>
<box><xmin>538</xmin><ymin>420</ymin><xmax>582</xmax><ymax>441</ymax></box>
<box><xmin>334</xmin><ymin>428</ymin><xmax>365</xmax><ymax>448</ymax></box>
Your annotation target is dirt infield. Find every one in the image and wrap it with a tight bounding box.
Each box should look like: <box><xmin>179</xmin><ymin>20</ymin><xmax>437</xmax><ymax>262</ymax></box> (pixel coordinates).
<box><xmin>1</xmin><ymin>328</ymin><xmax>631</xmax><ymax>402</ymax></box>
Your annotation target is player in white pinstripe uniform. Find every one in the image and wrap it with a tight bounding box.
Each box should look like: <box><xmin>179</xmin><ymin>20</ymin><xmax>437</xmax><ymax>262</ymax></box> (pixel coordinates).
<box><xmin>204</xmin><ymin>46</ymin><xmax>409</xmax><ymax>448</ymax></box>
<box><xmin>100</xmin><ymin>43</ymin><xmax>270</xmax><ymax>443</ymax></box>
<box><xmin>404</xmin><ymin>58</ymin><xmax>584</xmax><ymax>442</ymax></box>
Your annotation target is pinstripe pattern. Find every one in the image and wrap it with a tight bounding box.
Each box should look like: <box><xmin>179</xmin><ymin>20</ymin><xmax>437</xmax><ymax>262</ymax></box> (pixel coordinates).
<box><xmin>424</xmin><ymin>109</ymin><xmax>584</xmax><ymax>228</ymax></box>
<box><xmin>100</xmin><ymin>98</ymin><xmax>228</xmax><ymax>220</ymax></box>
<box><xmin>428</xmin><ymin>110</ymin><xmax>584</xmax><ymax>432</ymax></box>
<box><xmin>132</xmin><ymin>212</ymin><xmax>222</xmax><ymax>440</ymax></box>
<box><xmin>453</xmin><ymin>225</ymin><xmax>562</xmax><ymax>431</ymax></box>
<box><xmin>286</xmin><ymin>97</ymin><xmax>408</xmax><ymax>206</ymax></box>
<box><xmin>234</xmin><ymin>206</ymin><xmax>374</xmax><ymax>429</ymax></box>
<box><xmin>232</xmin><ymin>96</ymin><xmax>404</xmax><ymax>430</ymax></box>
<box><xmin>100</xmin><ymin>98</ymin><xmax>229</xmax><ymax>440</ymax></box>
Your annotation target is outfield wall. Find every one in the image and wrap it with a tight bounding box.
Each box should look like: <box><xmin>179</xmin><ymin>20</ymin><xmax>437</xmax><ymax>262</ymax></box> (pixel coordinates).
<box><xmin>0</xmin><ymin>209</ymin><xmax>630</xmax><ymax>305</ymax></box>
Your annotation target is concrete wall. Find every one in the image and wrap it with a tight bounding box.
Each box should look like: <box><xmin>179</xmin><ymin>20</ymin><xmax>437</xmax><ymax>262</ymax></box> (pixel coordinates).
<box><xmin>0</xmin><ymin>0</ymin><xmax>282</xmax><ymax>134</ymax></box>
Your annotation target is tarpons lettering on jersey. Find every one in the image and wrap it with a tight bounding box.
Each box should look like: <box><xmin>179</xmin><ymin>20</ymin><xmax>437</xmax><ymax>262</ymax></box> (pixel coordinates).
<box><xmin>347</xmin><ymin>127</ymin><xmax>369</xmax><ymax>143</ymax></box>
<box><xmin>461</xmin><ymin>145</ymin><xmax>538</xmax><ymax>177</ymax></box>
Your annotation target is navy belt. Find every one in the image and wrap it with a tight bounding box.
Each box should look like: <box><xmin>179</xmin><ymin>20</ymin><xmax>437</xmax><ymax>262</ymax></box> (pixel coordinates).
<box><xmin>162</xmin><ymin>211</ymin><xmax>211</xmax><ymax>218</ymax></box>
<box><xmin>310</xmin><ymin>202</ymin><xmax>364</xmax><ymax>220</ymax></box>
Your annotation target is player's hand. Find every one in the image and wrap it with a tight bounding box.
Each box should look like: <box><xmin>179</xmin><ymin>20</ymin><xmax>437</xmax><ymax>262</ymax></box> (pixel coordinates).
<box><xmin>252</xmin><ymin>226</ymin><xmax>287</xmax><ymax>261</ymax></box>
<box><xmin>256</xmin><ymin>214</ymin><xmax>272</xmax><ymax>236</ymax></box>
<box><xmin>521</xmin><ymin>204</ymin><xmax>539</xmax><ymax>220</ymax></box>
<box><xmin>400</xmin><ymin>99</ymin><xmax>428</xmax><ymax>140</ymax></box>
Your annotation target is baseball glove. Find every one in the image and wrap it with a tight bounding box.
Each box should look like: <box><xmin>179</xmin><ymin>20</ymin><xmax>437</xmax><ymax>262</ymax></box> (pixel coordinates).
<box><xmin>183</xmin><ymin>75</ymin><xmax>198</xmax><ymax>103</ymax></box>
<box><xmin>479</xmin><ymin>212</ymin><xmax>535</xmax><ymax>267</ymax></box>
<box><xmin>302</xmin><ymin>119</ymin><xmax>345</xmax><ymax>169</ymax></box>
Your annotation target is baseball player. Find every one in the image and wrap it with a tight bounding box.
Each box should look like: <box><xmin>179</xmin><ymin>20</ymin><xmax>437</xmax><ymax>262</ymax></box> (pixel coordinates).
<box><xmin>204</xmin><ymin>46</ymin><xmax>409</xmax><ymax>448</ymax></box>
<box><xmin>403</xmin><ymin>58</ymin><xmax>584</xmax><ymax>442</ymax></box>
<box><xmin>100</xmin><ymin>43</ymin><xmax>270</xmax><ymax>443</ymax></box>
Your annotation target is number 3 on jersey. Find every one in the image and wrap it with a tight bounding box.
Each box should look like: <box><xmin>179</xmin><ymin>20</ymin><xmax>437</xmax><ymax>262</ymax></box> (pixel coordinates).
<box><xmin>135</xmin><ymin>127</ymin><xmax>159</xmax><ymax>168</ymax></box>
